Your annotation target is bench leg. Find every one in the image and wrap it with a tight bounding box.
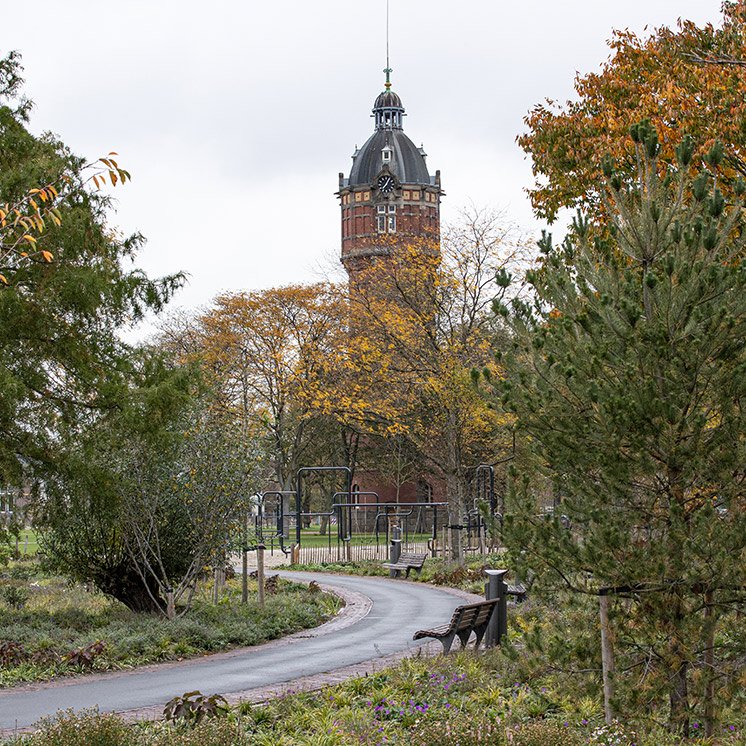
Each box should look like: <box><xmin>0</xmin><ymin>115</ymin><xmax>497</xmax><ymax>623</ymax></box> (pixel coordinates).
<box><xmin>457</xmin><ymin>630</ymin><xmax>472</xmax><ymax>649</ymax></box>
<box><xmin>473</xmin><ymin>625</ymin><xmax>487</xmax><ymax>650</ymax></box>
<box><xmin>440</xmin><ymin>632</ymin><xmax>457</xmax><ymax>654</ymax></box>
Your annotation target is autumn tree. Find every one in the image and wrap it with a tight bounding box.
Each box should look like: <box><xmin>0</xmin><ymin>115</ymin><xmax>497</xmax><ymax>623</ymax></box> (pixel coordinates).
<box><xmin>498</xmin><ymin>126</ymin><xmax>745</xmax><ymax>735</ymax></box>
<box><xmin>519</xmin><ymin>2</ymin><xmax>746</xmax><ymax>222</ymax></box>
<box><xmin>334</xmin><ymin>210</ymin><xmax>524</xmax><ymax>514</ymax></box>
<box><xmin>165</xmin><ymin>283</ymin><xmax>350</xmax><ymax>494</ymax></box>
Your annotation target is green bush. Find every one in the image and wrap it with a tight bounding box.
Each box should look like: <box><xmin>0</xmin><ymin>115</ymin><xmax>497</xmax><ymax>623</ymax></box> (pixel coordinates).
<box><xmin>509</xmin><ymin>719</ymin><xmax>584</xmax><ymax>746</ymax></box>
<box><xmin>0</xmin><ymin>566</ymin><xmax>340</xmax><ymax>687</ymax></box>
<box><xmin>1</xmin><ymin>584</ymin><xmax>29</xmax><ymax>609</ymax></box>
<box><xmin>409</xmin><ymin>714</ymin><xmax>505</xmax><ymax>745</ymax></box>
<box><xmin>18</xmin><ymin>710</ymin><xmax>134</xmax><ymax>746</ymax></box>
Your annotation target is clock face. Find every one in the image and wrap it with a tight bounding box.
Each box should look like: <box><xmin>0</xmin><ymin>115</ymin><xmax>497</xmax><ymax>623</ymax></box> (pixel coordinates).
<box><xmin>378</xmin><ymin>175</ymin><xmax>395</xmax><ymax>194</ymax></box>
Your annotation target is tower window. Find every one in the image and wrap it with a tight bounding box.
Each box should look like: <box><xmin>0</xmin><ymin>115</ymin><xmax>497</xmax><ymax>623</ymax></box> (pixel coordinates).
<box><xmin>412</xmin><ymin>190</ymin><xmax>421</xmax><ymax>200</ymax></box>
<box><xmin>382</xmin><ymin>147</ymin><xmax>392</xmax><ymax>163</ymax></box>
<box><xmin>377</xmin><ymin>204</ymin><xmax>396</xmax><ymax>233</ymax></box>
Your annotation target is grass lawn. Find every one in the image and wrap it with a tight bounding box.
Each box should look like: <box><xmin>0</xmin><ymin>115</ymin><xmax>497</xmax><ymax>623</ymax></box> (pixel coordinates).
<box><xmin>12</xmin><ymin>529</ymin><xmax>39</xmax><ymax>557</ymax></box>
<box><xmin>0</xmin><ymin>558</ymin><xmax>341</xmax><ymax>687</ymax></box>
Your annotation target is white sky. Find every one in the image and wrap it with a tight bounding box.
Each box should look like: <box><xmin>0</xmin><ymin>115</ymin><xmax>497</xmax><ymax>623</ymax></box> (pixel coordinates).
<box><xmin>6</xmin><ymin>0</ymin><xmax>723</xmax><ymax>336</ymax></box>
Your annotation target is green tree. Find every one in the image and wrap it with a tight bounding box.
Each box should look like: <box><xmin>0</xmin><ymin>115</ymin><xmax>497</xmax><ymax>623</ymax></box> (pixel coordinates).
<box><xmin>39</xmin><ymin>354</ymin><xmax>196</xmax><ymax>613</ymax></box>
<box><xmin>498</xmin><ymin>126</ymin><xmax>745</xmax><ymax>735</ymax></box>
<box><xmin>0</xmin><ymin>52</ymin><xmax>183</xmax><ymax>490</ymax></box>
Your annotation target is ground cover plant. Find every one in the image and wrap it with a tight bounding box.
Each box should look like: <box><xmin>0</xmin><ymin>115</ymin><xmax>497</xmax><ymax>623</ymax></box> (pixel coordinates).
<box><xmin>7</xmin><ymin>594</ymin><xmax>744</xmax><ymax>745</ymax></box>
<box><xmin>0</xmin><ymin>558</ymin><xmax>341</xmax><ymax>687</ymax></box>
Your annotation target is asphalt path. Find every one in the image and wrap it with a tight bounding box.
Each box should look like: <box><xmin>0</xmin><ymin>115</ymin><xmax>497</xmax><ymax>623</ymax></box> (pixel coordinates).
<box><xmin>0</xmin><ymin>571</ymin><xmax>464</xmax><ymax>731</ymax></box>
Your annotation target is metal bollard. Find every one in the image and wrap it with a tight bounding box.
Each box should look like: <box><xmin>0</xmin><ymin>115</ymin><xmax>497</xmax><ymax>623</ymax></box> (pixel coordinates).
<box><xmin>389</xmin><ymin>526</ymin><xmax>402</xmax><ymax>577</ymax></box>
<box><xmin>484</xmin><ymin>569</ymin><xmax>508</xmax><ymax>647</ymax></box>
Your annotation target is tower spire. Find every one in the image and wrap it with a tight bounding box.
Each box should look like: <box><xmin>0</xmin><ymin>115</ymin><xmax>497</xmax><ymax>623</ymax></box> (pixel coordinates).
<box><xmin>384</xmin><ymin>0</ymin><xmax>392</xmax><ymax>90</ymax></box>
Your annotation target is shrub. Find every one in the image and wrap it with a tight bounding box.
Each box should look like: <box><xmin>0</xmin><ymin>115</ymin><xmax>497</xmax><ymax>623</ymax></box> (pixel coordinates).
<box><xmin>19</xmin><ymin>709</ymin><xmax>134</xmax><ymax>746</ymax></box>
<box><xmin>163</xmin><ymin>690</ymin><xmax>229</xmax><ymax>727</ymax></box>
<box><xmin>0</xmin><ymin>640</ymin><xmax>27</xmax><ymax>666</ymax></box>
<box><xmin>509</xmin><ymin>719</ymin><xmax>584</xmax><ymax>746</ymax></box>
<box><xmin>410</xmin><ymin>714</ymin><xmax>505</xmax><ymax>745</ymax></box>
<box><xmin>2</xmin><ymin>584</ymin><xmax>29</xmax><ymax>609</ymax></box>
<box><xmin>62</xmin><ymin>640</ymin><xmax>106</xmax><ymax>669</ymax></box>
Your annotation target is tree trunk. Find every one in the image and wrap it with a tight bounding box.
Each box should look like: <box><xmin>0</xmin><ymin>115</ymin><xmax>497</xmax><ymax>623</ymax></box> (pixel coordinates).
<box><xmin>703</xmin><ymin>590</ymin><xmax>716</xmax><ymax>738</ymax></box>
<box><xmin>599</xmin><ymin>593</ymin><xmax>615</xmax><ymax>725</ymax></box>
<box><xmin>668</xmin><ymin>654</ymin><xmax>689</xmax><ymax>736</ymax></box>
<box><xmin>96</xmin><ymin>565</ymin><xmax>164</xmax><ymax>614</ymax></box>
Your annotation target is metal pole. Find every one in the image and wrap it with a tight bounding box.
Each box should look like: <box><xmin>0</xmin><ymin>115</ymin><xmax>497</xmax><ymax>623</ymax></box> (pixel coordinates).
<box><xmin>389</xmin><ymin>525</ymin><xmax>402</xmax><ymax>577</ymax></box>
<box><xmin>295</xmin><ymin>479</ymin><xmax>302</xmax><ymax>548</ymax></box>
<box><xmin>484</xmin><ymin>569</ymin><xmax>508</xmax><ymax>647</ymax></box>
<box><xmin>257</xmin><ymin>544</ymin><xmax>266</xmax><ymax>609</ymax></box>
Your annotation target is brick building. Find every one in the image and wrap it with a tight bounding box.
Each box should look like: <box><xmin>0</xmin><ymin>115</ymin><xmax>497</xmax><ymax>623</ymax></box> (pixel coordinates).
<box><xmin>337</xmin><ymin>70</ymin><xmax>444</xmax><ymax>505</ymax></box>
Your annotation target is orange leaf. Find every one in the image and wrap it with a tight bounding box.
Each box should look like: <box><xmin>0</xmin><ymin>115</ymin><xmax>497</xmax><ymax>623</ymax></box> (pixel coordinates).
<box><xmin>41</xmin><ymin>250</ymin><xmax>54</xmax><ymax>263</ymax></box>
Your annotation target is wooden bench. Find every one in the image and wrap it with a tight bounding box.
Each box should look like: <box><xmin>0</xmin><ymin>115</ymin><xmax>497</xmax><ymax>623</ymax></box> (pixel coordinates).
<box><xmin>506</xmin><ymin>583</ymin><xmax>527</xmax><ymax>602</ymax></box>
<box><xmin>413</xmin><ymin>598</ymin><xmax>499</xmax><ymax>654</ymax></box>
<box><xmin>382</xmin><ymin>551</ymin><xmax>428</xmax><ymax>578</ymax></box>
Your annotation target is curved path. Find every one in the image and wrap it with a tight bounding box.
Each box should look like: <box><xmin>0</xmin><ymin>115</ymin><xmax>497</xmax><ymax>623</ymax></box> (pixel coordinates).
<box><xmin>0</xmin><ymin>571</ymin><xmax>473</xmax><ymax>732</ymax></box>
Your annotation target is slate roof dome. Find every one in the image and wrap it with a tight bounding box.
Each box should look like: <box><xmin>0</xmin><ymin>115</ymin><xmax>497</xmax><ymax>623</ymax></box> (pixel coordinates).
<box><xmin>373</xmin><ymin>89</ymin><xmax>403</xmax><ymax>110</ymax></box>
<box><xmin>348</xmin><ymin>86</ymin><xmax>431</xmax><ymax>188</ymax></box>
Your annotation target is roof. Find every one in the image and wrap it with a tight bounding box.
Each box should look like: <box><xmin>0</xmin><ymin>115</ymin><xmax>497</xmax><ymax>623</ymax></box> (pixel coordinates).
<box><xmin>348</xmin><ymin>128</ymin><xmax>430</xmax><ymax>187</ymax></box>
<box><xmin>347</xmin><ymin>87</ymin><xmax>431</xmax><ymax>187</ymax></box>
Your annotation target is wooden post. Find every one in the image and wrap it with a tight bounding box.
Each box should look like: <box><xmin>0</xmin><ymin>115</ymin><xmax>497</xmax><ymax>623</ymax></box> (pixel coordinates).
<box><xmin>241</xmin><ymin>546</ymin><xmax>248</xmax><ymax>604</ymax></box>
<box><xmin>213</xmin><ymin>567</ymin><xmax>225</xmax><ymax>604</ymax></box>
<box><xmin>599</xmin><ymin>592</ymin><xmax>615</xmax><ymax>725</ymax></box>
<box><xmin>166</xmin><ymin>588</ymin><xmax>175</xmax><ymax>620</ymax></box>
<box><xmin>257</xmin><ymin>544</ymin><xmax>265</xmax><ymax>609</ymax></box>
<box><xmin>703</xmin><ymin>590</ymin><xmax>715</xmax><ymax>737</ymax></box>
<box><xmin>454</xmin><ymin>523</ymin><xmax>463</xmax><ymax>565</ymax></box>
<box><xmin>242</xmin><ymin>516</ymin><xmax>249</xmax><ymax>604</ymax></box>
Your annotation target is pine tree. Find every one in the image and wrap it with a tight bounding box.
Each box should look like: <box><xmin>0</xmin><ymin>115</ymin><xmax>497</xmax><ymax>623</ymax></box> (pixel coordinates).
<box><xmin>498</xmin><ymin>124</ymin><xmax>745</xmax><ymax>734</ymax></box>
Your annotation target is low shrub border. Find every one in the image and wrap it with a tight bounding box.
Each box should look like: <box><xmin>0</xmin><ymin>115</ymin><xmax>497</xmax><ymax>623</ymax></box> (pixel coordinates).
<box><xmin>0</xmin><ymin>560</ymin><xmax>341</xmax><ymax>687</ymax></box>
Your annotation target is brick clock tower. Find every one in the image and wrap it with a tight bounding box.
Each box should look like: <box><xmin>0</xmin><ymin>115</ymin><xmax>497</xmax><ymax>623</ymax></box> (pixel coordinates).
<box><xmin>338</xmin><ymin>69</ymin><xmax>442</xmax><ymax>280</ymax></box>
<box><xmin>337</xmin><ymin>70</ymin><xmax>443</xmax><ymax>505</ymax></box>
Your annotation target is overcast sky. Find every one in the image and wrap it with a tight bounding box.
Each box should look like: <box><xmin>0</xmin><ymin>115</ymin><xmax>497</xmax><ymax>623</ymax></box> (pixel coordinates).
<box><xmin>6</xmin><ymin>0</ymin><xmax>723</xmax><ymax>336</ymax></box>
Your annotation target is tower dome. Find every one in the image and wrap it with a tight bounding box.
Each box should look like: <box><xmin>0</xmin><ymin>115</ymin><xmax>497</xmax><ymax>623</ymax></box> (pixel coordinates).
<box><xmin>338</xmin><ymin>67</ymin><xmax>442</xmax><ymax>276</ymax></box>
<box><xmin>348</xmin><ymin>86</ymin><xmax>430</xmax><ymax>187</ymax></box>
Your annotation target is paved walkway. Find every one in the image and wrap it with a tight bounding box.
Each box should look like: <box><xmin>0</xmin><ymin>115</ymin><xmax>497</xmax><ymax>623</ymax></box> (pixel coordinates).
<box><xmin>0</xmin><ymin>572</ymin><xmax>476</xmax><ymax>733</ymax></box>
